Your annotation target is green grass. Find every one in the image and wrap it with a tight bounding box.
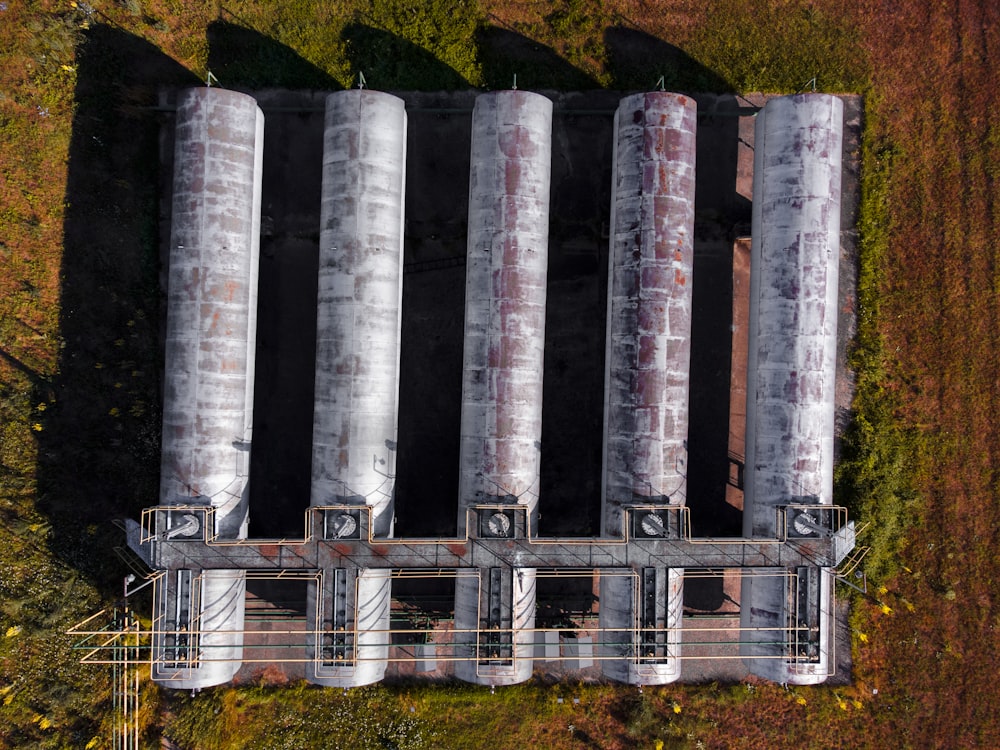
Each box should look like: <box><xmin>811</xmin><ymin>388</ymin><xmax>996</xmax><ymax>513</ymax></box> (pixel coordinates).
<box><xmin>682</xmin><ymin>0</ymin><xmax>867</xmax><ymax>93</ymax></box>
<box><xmin>162</xmin><ymin>677</ymin><xmax>901</xmax><ymax>749</ymax></box>
<box><xmin>163</xmin><ymin>681</ymin><xmax>692</xmax><ymax>750</ymax></box>
<box><xmin>210</xmin><ymin>0</ymin><xmax>484</xmax><ymax>89</ymax></box>
<box><xmin>834</xmin><ymin>129</ymin><xmax>920</xmax><ymax>584</ymax></box>
<box><xmin>165</xmin><ymin>683</ymin><xmax>434</xmax><ymax>750</ymax></box>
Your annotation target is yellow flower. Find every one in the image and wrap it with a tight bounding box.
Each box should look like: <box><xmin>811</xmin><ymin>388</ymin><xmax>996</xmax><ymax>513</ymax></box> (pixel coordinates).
<box><xmin>858</xmin><ymin>632</ymin><xmax>869</xmax><ymax>643</ymax></box>
<box><xmin>32</xmin><ymin>423</ymin><xmax>43</xmax><ymax>431</ymax></box>
<box><xmin>878</xmin><ymin>585</ymin><xmax>888</xmax><ymax>595</ymax></box>
<box><xmin>109</xmin><ymin>407</ymin><xmax>120</xmax><ymax>417</ymax></box>
<box><xmin>36</xmin><ymin>402</ymin><xmax>47</xmax><ymax>411</ymax></box>
<box><xmin>39</xmin><ymin>717</ymin><xmax>52</xmax><ymax>730</ymax></box>
<box><xmin>852</xmin><ymin>700</ymin><xmax>863</xmax><ymax>709</ymax></box>
<box><xmin>3</xmin><ymin>693</ymin><xmax>14</xmax><ymax>706</ymax></box>
<box><xmin>672</xmin><ymin>703</ymin><xmax>681</xmax><ymax>714</ymax></box>
<box><xmin>5</xmin><ymin>625</ymin><xmax>22</xmax><ymax>638</ymax></box>
<box><xmin>880</xmin><ymin>603</ymin><xmax>893</xmax><ymax>615</ymax></box>
<box><xmin>838</xmin><ymin>700</ymin><xmax>848</xmax><ymax>711</ymax></box>
<box><xmin>796</xmin><ymin>696</ymin><xmax>807</xmax><ymax>705</ymax></box>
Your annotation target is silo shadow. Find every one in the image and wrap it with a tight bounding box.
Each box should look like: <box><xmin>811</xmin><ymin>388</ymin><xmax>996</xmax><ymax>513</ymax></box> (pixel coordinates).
<box><xmin>477</xmin><ymin>26</ymin><xmax>600</xmax><ymax>90</ymax></box>
<box><xmin>341</xmin><ymin>23</ymin><xmax>475</xmax><ymax>90</ymax></box>
<box><xmin>340</xmin><ymin>31</ymin><xmax>474</xmax><ymax>538</ymax></box>
<box><xmin>37</xmin><ymin>24</ymin><xmax>198</xmax><ymax>587</ymax></box>
<box><xmin>241</xmin><ymin>94</ymin><xmax>324</xmax><ymax>539</ymax></box>
<box><xmin>336</xmin><ymin>24</ymin><xmax>479</xmax><ymax>536</ymax></box>
<box><xmin>605</xmin><ymin>25</ymin><xmax>752</xmax><ymax>536</ymax></box>
<box><xmin>207</xmin><ymin>17</ymin><xmax>340</xmax><ymax>89</ymax></box>
<box><xmin>204</xmin><ymin>19</ymin><xmax>342</xmax><ymax>538</ymax></box>
<box><xmin>604</xmin><ymin>25</ymin><xmax>731</xmax><ymax>92</ymax></box>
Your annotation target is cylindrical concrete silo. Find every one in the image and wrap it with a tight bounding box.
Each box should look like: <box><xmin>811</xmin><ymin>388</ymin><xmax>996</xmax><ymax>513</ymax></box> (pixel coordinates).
<box><xmin>454</xmin><ymin>90</ymin><xmax>552</xmax><ymax>686</ymax></box>
<box><xmin>599</xmin><ymin>92</ymin><xmax>696</xmax><ymax>685</ymax></box>
<box><xmin>740</xmin><ymin>94</ymin><xmax>843</xmax><ymax>684</ymax></box>
<box><xmin>156</xmin><ymin>87</ymin><xmax>264</xmax><ymax>689</ymax></box>
<box><xmin>307</xmin><ymin>90</ymin><xmax>406</xmax><ymax>688</ymax></box>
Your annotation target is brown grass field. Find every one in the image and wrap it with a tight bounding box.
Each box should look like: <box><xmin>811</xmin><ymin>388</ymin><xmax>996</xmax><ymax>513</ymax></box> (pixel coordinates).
<box><xmin>1</xmin><ymin>0</ymin><xmax>998</xmax><ymax>747</ymax></box>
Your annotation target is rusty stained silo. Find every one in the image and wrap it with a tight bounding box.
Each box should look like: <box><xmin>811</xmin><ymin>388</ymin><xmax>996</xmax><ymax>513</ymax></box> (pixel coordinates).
<box><xmin>740</xmin><ymin>94</ymin><xmax>843</xmax><ymax>684</ymax></box>
<box><xmin>155</xmin><ymin>87</ymin><xmax>264</xmax><ymax>689</ymax></box>
<box><xmin>453</xmin><ymin>90</ymin><xmax>552</xmax><ymax>686</ymax></box>
<box><xmin>598</xmin><ymin>92</ymin><xmax>696</xmax><ymax>685</ymax></box>
<box><xmin>306</xmin><ymin>90</ymin><xmax>406</xmax><ymax>688</ymax></box>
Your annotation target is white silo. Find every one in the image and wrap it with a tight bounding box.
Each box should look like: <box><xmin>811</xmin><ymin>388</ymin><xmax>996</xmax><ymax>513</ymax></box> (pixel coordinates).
<box><xmin>307</xmin><ymin>89</ymin><xmax>407</xmax><ymax>688</ymax></box>
<box><xmin>599</xmin><ymin>92</ymin><xmax>696</xmax><ymax>685</ymax></box>
<box><xmin>155</xmin><ymin>87</ymin><xmax>264</xmax><ymax>689</ymax></box>
<box><xmin>453</xmin><ymin>90</ymin><xmax>552</xmax><ymax>686</ymax></box>
<box><xmin>740</xmin><ymin>93</ymin><xmax>843</xmax><ymax>684</ymax></box>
